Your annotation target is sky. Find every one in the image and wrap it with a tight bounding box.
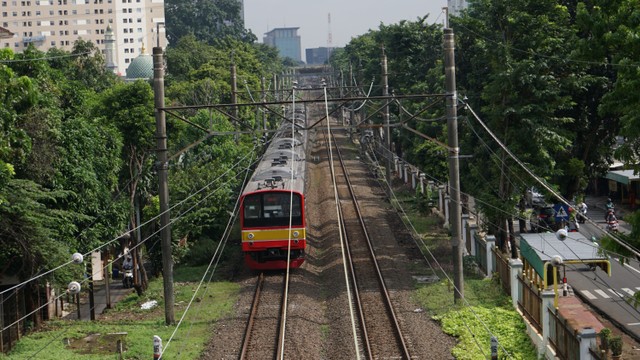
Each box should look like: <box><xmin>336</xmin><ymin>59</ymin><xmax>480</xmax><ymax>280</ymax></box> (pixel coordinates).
<box><xmin>243</xmin><ymin>0</ymin><xmax>449</xmax><ymax>61</ymax></box>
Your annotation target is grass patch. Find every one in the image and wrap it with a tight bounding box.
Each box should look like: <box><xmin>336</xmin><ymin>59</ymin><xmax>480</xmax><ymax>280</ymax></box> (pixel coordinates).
<box><xmin>415</xmin><ymin>278</ymin><xmax>537</xmax><ymax>359</ymax></box>
<box><xmin>2</xmin><ymin>266</ymin><xmax>240</xmax><ymax>359</ymax></box>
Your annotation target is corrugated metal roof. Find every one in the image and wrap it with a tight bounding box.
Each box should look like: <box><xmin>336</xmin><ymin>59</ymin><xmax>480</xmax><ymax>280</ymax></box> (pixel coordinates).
<box><xmin>519</xmin><ymin>232</ymin><xmax>605</xmax><ymax>278</ymax></box>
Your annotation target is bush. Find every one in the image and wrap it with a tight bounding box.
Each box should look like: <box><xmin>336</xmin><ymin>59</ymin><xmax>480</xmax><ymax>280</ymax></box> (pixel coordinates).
<box><xmin>609</xmin><ymin>335</ymin><xmax>623</xmax><ymax>356</ymax></box>
<box><xmin>599</xmin><ymin>328</ymin><xmax>611</xmax><ymax>351</ymax></box>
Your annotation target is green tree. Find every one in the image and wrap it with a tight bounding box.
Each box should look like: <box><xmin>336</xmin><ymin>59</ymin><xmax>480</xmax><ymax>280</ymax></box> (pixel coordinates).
<box><xmin>90</xmin><ymin>80</ymin><xmax>156</xmax><ymax>290</ymax></box>
<box><xmin>165</xmin><ymin>0</ymin><xmax>256</xmax><ymax>45</ymax></box>
<box><xmin>453</xmin><ymin>0</ymin><xmax>579</xmax><ymax>247</ymax></box>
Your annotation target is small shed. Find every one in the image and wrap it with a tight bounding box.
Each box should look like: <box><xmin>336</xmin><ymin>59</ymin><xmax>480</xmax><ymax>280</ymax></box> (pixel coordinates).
<box><xmin>519</xmin><ymin>232</ymin><xmax>610</xmax><ymax>286</ymax></box>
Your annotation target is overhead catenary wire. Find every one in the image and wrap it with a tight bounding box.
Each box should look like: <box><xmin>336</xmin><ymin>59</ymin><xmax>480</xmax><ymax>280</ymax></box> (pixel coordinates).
<box><xmin>364</xmin><ymin>139</ymin><xmax>498</xmax><ymax>358</ymax></box>
<box><xmin>11</xmin><ymin>149</ymin><xmax>256</xmax><ymax>338</ymax></box>
<box><xmin>463</xmin><ymin>101</ymin><xmax>640</xmax><ymax>258</ymax></box>
<box><xmin>162</xmin><ymin>151</ymin><xmax>256</xmax><ymax>357</ymax></box>
<box><xmin>2</xmin><ymin>145</ymin><xmax>257</xmax><ymax>326</ymax></box>
<box><xmin>324</xmin><ymin>82</ymin><xmax>362</xmax><ymax>359</ymax></box>
<box><xmin>370</xmin><ymin>128</ymin><xmax>640</xmax><ymax>322</ymax></box>
<box><xmin>25</xmin><ymin>150</ymin><xmax>259</xmax><ymax>358</ymax></box>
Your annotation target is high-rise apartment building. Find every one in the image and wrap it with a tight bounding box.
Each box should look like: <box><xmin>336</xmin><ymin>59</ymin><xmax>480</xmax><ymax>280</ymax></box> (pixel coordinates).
<box><xmin>447</xmin><ymin>0</ymin><xmax>468</xmax><ymax>16</ymax></box>
<box><xmin>305</xmin><ymin>47</ymin><xmax>334</xmax><ymax>65</ymax></box>
<box><xmin>0</xmin><ymin>0</ymin><xmax>166</xmax><ymax>75</ymax></box>
<box><xmin>263</xmin><ymin>27</ymin><xmax>301</xmax><ymax>63</ymax></box>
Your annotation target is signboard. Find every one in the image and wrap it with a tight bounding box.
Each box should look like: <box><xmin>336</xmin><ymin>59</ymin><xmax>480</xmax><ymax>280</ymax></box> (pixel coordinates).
<box><xmin>553</xmin><ymin>204</ymin><xmax>570</xmax><ymax>222</ymax></box>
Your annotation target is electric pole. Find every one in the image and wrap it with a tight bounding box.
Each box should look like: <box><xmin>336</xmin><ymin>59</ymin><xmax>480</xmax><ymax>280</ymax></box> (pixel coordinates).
<box><xmin>153</xmin><ymin>46</ymin><xmax>174</xmax><ymax>324</ymax></box>
<box><xmin>444</xmin><ymin>27</ymin><xmax>464</xmax><ymax>302</ymax></box>
<box><xmin>382</xmin><ymin>47</ymin><xmax>392</xmax><ymax>184</ymax></box>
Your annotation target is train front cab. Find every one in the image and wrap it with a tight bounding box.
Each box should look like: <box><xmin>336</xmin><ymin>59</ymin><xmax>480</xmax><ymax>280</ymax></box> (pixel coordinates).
<box><xmin>240</xmin><ymin>190</ymin><xmax>306</xmax><ymax>270</ymax></box>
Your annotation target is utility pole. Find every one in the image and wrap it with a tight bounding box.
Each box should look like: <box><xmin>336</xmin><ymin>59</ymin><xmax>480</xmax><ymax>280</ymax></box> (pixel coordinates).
<box><xmin>382</xmin><ymin>47</ymin><xmax>392</xmax><ymax>184</ymax></box>
<box><xmin>273</xmin><ymin>73</ymin><xmax>278</xmax><ymax>102</ymax></box>
<box><xmin>444</xmin><ymin>27</ymin><xmax>464</xmax><ymax>302</ymax></box>
<box><xmin>153</xmin><ymin>46</ymin><xmax>174</xmax><ymax>324</ymax></box>
<box><xmin>230</xmin><ymin>58</ymin><xmax>238</xmax><ymax>143</ymax></box>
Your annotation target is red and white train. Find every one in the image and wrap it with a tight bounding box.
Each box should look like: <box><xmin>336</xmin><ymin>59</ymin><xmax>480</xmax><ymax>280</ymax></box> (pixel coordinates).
<box><xmin>239</xmin><ymin>108</ymin><xmax>307</xmax><ymax>270</ymax></box>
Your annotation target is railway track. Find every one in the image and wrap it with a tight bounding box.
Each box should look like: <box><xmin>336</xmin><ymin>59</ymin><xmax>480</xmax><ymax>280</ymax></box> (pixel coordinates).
<box><xmin>239</xmin><ymin>272</ymin><xmax>287</xmax><ymax>360</ymax></box>
<box><xmin>325</xmin><ymin>127</ymin><xmax>412</xmax><ymax>360</ymax></box>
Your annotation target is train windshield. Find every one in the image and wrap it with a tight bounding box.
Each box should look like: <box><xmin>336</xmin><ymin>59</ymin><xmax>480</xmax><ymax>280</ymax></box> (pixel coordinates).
<box><xmin>243</xmin><ymin>192</ymin><xmax>303</xmax><ymax>227</ymax></box>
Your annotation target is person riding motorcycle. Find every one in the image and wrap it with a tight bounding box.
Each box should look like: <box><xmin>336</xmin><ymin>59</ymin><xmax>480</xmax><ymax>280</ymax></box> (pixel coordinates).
<box><xmin>605</xmin><ymin>198</ymin><xmax>615</xmax><ymax>220</ymax></box>
<box><xmin>577</xmin><ymin>202</ymin><xmax>587</xmax><ymax>223</ymax></box>
<box><xmin>606</xmin><ymin>213</ymin><xmax>619</xmax><ymax>232</ymax></box>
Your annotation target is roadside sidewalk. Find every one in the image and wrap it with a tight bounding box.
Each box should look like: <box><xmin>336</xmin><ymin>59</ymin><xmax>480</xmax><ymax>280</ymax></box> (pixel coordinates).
<box><xmin>64</xmin><ymin>280</ymin><xmax>134</xmax><ymax>321</ymax></box>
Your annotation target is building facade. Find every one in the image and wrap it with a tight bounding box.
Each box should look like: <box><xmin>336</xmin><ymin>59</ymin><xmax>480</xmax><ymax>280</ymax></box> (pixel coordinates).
<box><xmin>0</xmin><ymin>0</ymin><xmax>166</xmax><ymax>75</ymax></box>
<box><xmin>305</xmin><ymin>47</ymin><xmax>334</xmax><ymax>65</ymax></box>
<box><xmin>447</xmin><ymin>0</ymin><xmax>468</xmax><ymax>16</ymax></box>
<box><xmin>263</xmin><ymin>27</ymin><xmax>301</xmax><ymax>63</ymax></box>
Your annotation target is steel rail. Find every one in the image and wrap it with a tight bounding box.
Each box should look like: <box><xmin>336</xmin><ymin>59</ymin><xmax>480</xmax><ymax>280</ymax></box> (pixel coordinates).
<box><xmin>330</xmin><ymin>129</ymin><xmax>412</xmax><ymax>359</ymax></box>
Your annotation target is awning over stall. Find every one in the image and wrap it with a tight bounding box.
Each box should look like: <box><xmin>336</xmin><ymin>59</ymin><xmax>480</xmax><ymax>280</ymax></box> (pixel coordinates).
<box><xmin>605</xmin><ymin>170</ymin><xmax>640</xmax><ymax>185</ymax></box>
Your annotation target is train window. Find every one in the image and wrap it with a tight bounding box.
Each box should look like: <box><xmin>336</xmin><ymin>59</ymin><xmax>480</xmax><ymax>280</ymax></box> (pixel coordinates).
<box><xmin>243</xmin><ymin>192</ymin><xmax>303</xmax><ymax>227</ymax></box>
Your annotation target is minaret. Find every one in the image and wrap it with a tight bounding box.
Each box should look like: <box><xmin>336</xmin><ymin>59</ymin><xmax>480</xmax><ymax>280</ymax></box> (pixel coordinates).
<box><xmin>104</xmin><ymin>25</ymin><xmax>117</xmax><ymax>74</ymax></box>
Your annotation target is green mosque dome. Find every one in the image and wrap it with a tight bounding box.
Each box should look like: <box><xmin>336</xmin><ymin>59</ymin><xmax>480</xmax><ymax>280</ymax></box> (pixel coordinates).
<box><xmin>125</xmin><ymin>46</ymin><xmax>153</xmax><ymax>81</ymax></box>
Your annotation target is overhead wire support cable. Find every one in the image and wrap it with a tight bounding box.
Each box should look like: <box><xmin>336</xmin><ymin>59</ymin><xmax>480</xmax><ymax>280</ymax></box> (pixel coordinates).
<box><xmin>463</xmin><ymin>101</ymin><xmax>640</xmax><ymax>258</ymax></box>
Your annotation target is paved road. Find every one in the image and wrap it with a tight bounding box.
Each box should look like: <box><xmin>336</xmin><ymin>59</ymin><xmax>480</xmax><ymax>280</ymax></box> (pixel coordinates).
<box><xmin>567</xmin><ymin>259</ymin><xmax>640</xmax><ymax>341</ymax></box>
<box><xmin>565</xmin><ymin>198</ymin><xmax>640</xmax><ymax>341</ymax></box>
<box><xmin>64</xmin><ymin>279</ymin><xmax>134</xmax><ymax>321</ymax></box>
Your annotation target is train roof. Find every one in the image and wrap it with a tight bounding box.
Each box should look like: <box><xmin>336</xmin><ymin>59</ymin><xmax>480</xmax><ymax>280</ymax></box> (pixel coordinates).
<box><xmin>242</xmin><ymin>123</ymin><xmax>307</xmax><ymax>196</ymax></box>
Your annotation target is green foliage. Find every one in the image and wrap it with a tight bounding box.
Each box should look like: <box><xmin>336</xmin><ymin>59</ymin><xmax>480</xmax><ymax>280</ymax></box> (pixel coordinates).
<box><xmin>416</xmin><ymin>278</ymin><xmax>535</xmax><ymax>359</ymax></box>
<box><xmin>165</xmin><ymin>0</ymin><xmax>255</xmax><ymax>45</ymax></box>
<box><xmin>609</xmin><ymin>335</ymin><xmax>623</xmax><ymax>356</ymax></box>
<box><xmin>2</xmin><ymin>276</ymin><xmax>240</xmax><ymax>359</ymax></box>
<box><xmin>599</xmin><ymin>327</ymin><xmax>612</xmax><ymax>350</ymax></box>
<box><xmin>438</xmin><ymin>306</ymin><xmax>537</xmax><ymax>359</ymax></box>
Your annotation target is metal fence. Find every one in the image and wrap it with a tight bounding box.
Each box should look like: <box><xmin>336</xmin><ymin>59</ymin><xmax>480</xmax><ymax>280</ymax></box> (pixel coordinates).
<box><xmin>493</xmin><ymin>248</ymin><xmax>511</xmax><ymax>293</ymax></box>
<box><xmin>517</xmin><ymin>274</ymin><xmax>542</xmax><ymax>333</ymax></box>
<box><xmin>549</xmin><ymin>308</ymin><xmax>581</xmax><ymax>360</ymax></box>
<box><xmin>476</xmin><ymin>237</ymin><xmax>487</xmax><ymax>274</ymax></box>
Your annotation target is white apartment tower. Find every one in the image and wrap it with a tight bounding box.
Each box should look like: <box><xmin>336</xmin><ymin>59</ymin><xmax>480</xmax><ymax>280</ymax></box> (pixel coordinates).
<box><xmin>447</xmin><ymin>0</ymin><xmax>468</xmax><ymax>16</ymax></box>
<box><xmin>0</xmin><ymin>0</ymin><xmax>166</xmax><ymax>75</ymax></box>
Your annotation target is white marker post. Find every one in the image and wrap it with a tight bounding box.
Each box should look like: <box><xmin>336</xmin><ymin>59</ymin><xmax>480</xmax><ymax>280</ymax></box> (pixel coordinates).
<box><xmin>153</xmin><ymin>335</ymin><xmax>162</xmax><ymax>359</ymax></box>
<box><xmin>490</xmin><ymin>336</ymin><xmax>498</xmax><ymax>359</ymax></box>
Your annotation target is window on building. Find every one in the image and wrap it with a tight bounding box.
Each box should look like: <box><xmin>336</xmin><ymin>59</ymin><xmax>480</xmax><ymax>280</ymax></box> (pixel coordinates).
<box><xmin>125</xmin><ymin>58</ymin><xmax>130</xmax><ymax>63</ymax></box>
<box><xmin>35</xmin><ymin>10</ymin><xmax>40</xmax><ymax>15</ymax></box>
<box><xmin>50</xmin><ymin>41</ymin><xmax>55</xmax><ymax>46</ymax></box>
<box><xmin>1</xmin><ymin>12</ymin><xmax>6</xmax><ymax>17</ymax></box>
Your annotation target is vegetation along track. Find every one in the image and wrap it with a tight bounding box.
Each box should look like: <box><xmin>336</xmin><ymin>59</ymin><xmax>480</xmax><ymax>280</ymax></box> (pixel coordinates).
<box><xmin>325</xmin><ymin>126</ymin><xmax>412</xmax><ymax>360</ymax></box>
<box><xmin>239</xmin><ymin>272</ymin><xmax>287</xmax><ymax>360</ymax></box>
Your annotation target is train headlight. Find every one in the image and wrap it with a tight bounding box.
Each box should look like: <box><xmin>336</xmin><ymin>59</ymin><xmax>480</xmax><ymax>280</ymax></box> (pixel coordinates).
<box><xmin>247</xmin><ymin>233</ymin><xmax>255</xmax><ymax>240</ymax></box>
<box><xmin>292</xmin><ymin>231</ymin><xmax>299</xmax><ymax>238</ymax></box>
